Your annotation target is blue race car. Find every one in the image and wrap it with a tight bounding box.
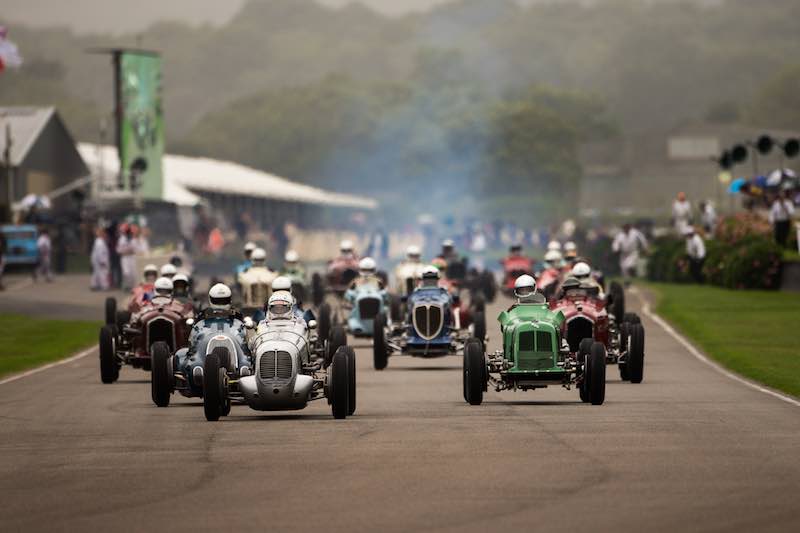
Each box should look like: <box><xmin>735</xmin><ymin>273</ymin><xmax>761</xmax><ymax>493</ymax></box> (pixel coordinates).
<box><xmin>150</xmin><ymin>307</ymin><xmax>254</xmax><ymax>408</ymax></box>
<box><xmin>343</xmin><ymin>280</ymin><xmax>389</xmax><ymax>337</ymax></box>
<box><xmin>372</xmin><ymin>281</ymin><xmax>486</xmax><ymax>370</ymax></box>
<box><xmin>1</xmin><ymin>224</ymin><xmax>38</xmax><ymax>266</ymax></box>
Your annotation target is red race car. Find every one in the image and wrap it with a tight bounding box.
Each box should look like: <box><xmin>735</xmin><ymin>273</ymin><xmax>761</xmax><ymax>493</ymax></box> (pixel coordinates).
<box><xmin>501</xmin><ymin>255</ymin><xmax>534</xmax><ymax>296</ymax></box>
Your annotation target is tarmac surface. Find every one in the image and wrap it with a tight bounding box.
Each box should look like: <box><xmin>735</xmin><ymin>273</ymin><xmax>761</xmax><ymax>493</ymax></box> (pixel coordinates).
<box><xmin>1</xmin><ymin>280</ymin><xmax>799</xmax><ymax>532</ymax></box>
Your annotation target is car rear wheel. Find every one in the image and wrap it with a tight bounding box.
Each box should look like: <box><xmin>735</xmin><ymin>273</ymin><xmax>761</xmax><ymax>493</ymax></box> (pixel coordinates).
<box><xmin>472</xmin><ymin>310</ymin><xmax>486</xmax><ymax>345</ymax></box>
<box><xmin>99</xmin><ymin>325</ymin><xmax>118</xmax><ymax>384</ymax></box>
<box><xmin>609</xmin><ymin>282</ymin><xmax>625</xmax><ymax>320</ymax></box>
<box><xmin>203</xmin><ymin>348</ymin><xmax>228</xmax><ymax>421</ymax></box>
<box><xmin>330</xmin><ymin>347</ymin><xmax>350</xmax><ymax>419</ymax></box>
<box><xmin>628</xmin><ymin>323</ymin><xmax>645</xmax><ymax>384</ymax></box>
<box><xmin>318</xmin><ymin>302</ymin><xmax>332</xmax><ymax>342</ymax></box>
<box><xmin>150</xmin><ymin>342</ymin><xmax>172</xmax><ymax>407</ymax></box>
<box><xmin>463</xmin><ymin>338</ymin><xmax>485</xmax><ymax>405</ymax></box>
<box><xmin>326</xmin><ymin>325</ymin><xmax>347</xmax><ymax>368</ymax></box>
<box><xmin>343</xmin><ymin>346</ymin><xmax>357</xmax><ymax>416</ymax></box>
<box><xmin>373</xmin><ymin>312</ymin><xmax>388</xmax><ymax>370</ymax></box>
<box><xmin>389</xmin><ymin>295</ymin><xmax>402</xmax><ymax>324</ymax></box>
<box><xmin>312</xmin><ymin>273</ymin><xmax>325</xmax><ymax>307</ymax></box>
<box><xmin>105</xmin><ymin>297</ymin><xmax>117</xmax><ymax>326</ymax></box>
<box><xmin>588</xmin><ymin>342</ymin><xmax>607</xmax><ymax>405</ymax></box>
<box><xmin>578</xmin><ymin>337</ymin><xmax>592</xmax><ymax>402</ymax></box>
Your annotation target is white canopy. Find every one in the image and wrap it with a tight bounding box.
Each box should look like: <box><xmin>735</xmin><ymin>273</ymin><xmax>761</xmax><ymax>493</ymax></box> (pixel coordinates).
<box><xmin>77</xmin><ymin>143</ymin><xmax>377</xmax><ymax>210</ymax></box>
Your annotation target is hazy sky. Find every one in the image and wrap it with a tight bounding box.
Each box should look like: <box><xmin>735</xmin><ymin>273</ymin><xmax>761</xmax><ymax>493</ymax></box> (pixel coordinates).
<box><xmin>0</xmin><ymin>0</ymin><xmax>465</xmax><ymax>34</ymax></box>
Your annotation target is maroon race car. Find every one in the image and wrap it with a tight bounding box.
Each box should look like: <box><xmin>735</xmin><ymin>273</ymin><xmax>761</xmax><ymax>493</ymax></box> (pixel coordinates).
<box><xmin>98</xmin><ymin>297</ymin><xmax>193</xmax><ymax>384</ymax></box>
<box><xmin>501</xmin><ymin>255</ymin><xmax>534</xmax><ymax>296</ymax></box>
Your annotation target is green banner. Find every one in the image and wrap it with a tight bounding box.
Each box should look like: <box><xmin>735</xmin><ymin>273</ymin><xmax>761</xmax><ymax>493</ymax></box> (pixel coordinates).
<box><xmin>119</xmin><ymin>52</ymin><xmax>164</xmax><ymax>200</ymax></box>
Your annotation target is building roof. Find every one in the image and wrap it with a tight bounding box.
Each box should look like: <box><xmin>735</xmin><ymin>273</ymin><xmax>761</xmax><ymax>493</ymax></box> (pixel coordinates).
<box><xmin>77</xmin><ymin>143</ymin><xmax>378</xmax><ymax>210</ymax></box>
<box><xmin>0</xmin><ymin>107</ymin><xmax>57</xmax><ymax>166</ymax></box>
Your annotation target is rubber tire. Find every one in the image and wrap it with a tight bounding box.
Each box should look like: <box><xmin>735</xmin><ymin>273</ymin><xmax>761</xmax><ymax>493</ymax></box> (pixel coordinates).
<box><xmin>372</xmin><ymin>312</ymin><xmax>388</xmax><ymax>370</ymax></box>
<box><xmin>150</xmin><ymin>341</ymin><xmax>172</xmax><ymax>407</ymax></box>
<box><xmin>463</xmin><ymin>339</ymin><xmax>485</xmax><ymax>405</ymax></box>
<box><xmin>482</xmin><ymin>272</ymin><xmax>497</xmax><ymax>303</ymax></box>
<box><xmin>312</xmin><ymin>273</ymin><xmax>325</xmax><ymax>307</ymax></box>
<box><xmin>578</xmin><ymin>337</ymin><xmax>593</xmax><ymax>402</ymax></box>
<box><xmin>471</xmin><ymin>293</ymin><xmax>486</xmax><ymax>313</ymax></box>
<box><xmin>628</xmin><ymin>323</ymin><xmax>645</xmax><ymax>384</ymax></box>
<box><xmin>115</xmin><ymin>310</ymin><xmax>131</xmax><ymax>331</ymax></box>
<box><xmin>389</xmin><ymin>295</ymin><xmax>402</xmax><ymax>324</ymax></box>
<box><xmin>623</xmin><ymin>312</ymin><xmax>640</xmax><ymax>325</ymax></box>
<box><xmin>609</xmin><ymin>281</ymin><xmax>625</xmax><ymax>320</ymax></box>
<box><xmin>326</xmin><ymin>325</ymin><xmax>347</xmax><ymax>368</ymax></box>
<box><xmin>578</xmin><ymin>338</ymin><xmax>593</xmax><ymax>363</ymax></box>
<box><xmin>588</xmin><ymin>342</ymin><xmax>607</xmax><ymax>405</ymax></box>
<box><xmin>99</xmin><ymin>325</ymin><xmax>118</xmax><ymax>384</ymax></box>
<box><xmin>105</xmin><ymin>297</ymin><xmax>117</xmax><ymax>326</ymax></box>
<box><xmin>318</xmin><ymin>302</ymin><xmax>332</xmax><ymax>342</ymax></box>
<box><xmin>203</xmin><ymin>349</ymin><xmax>227</xmax><ymax>421</ymax></box>
<box><xmin>472</xmin><ymin>310</ymin><xmax>486</xmax><ymax>344</ymax></box>
<box><xmin>344</xmin><ymin>346</ymin><xmax>357</xmax><ymax>416</ymax></box>
<box><xmin>330</xmin><ymin>348</ymin><xmax>350</xmax><ymax>419</ymax></box>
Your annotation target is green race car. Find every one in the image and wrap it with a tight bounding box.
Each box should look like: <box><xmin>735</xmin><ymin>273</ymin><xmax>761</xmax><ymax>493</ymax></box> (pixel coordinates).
<box><xmin>463</xmin><ymin>298</ymin><xmax>607</xmax><ymax>405</ymax></box>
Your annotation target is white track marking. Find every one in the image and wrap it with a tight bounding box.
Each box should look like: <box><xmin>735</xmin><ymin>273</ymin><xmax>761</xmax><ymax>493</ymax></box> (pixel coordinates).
<box><xmin>0</xmin><ymin>346</ymin><xmax>96</xmax><ymax>386</ymax></box>
<box><xmin>631</xmin><ymin>286</ymin><xmax>800</xmax><ymax>408</ymax></box>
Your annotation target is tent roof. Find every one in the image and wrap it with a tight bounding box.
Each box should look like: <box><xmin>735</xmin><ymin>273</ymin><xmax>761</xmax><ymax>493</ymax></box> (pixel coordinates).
<box><xmin>0</xmin><ymin>107</ymin><xmax>56</xmax><ymax>165</ymax></box>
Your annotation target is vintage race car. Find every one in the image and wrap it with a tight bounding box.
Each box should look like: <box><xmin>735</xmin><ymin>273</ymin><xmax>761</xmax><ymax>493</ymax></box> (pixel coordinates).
<box><xmin>372</xmin><ymin>284</ymin><xmax>486</xmax><ymax>370</ymax></box>
<box><xmin>550</xmin><ymin>279</ymin><xmax>645</xmax><ymax>382</ymax></box>
<box><xmin>200</xmin><ymin>313</ymin><xmax>355</xmax><ymax>420</ymax></box>
<box><xmin>150</xmin><ymin>309</ymin><xmax>254</xmax><ymax>407</ymax></box>
<box><xmin>311</xmin><ymin>256</ymin><xmax>361</xmax><ymax>305</ymax></box>
<box><xmin>237</xmin><ymin>266</ymin><xmax>278</xmax><ymax>320</ymax></box>
<box><xmin>462</xmin><ymin>298</ymin><xmax>607</xmax><ymax>405</ymax></box>
<box><xmin>535</xmin><ymin>267</ymin><xmax>562</xmax><ymax>299</ymax></box>
<box><xmin>501</xmin><ymin>256</ymin><xmax>534</xmax><ymax>296</ymax></box>
<box><xmin>98</xmin><ymin>296</ymin><xmax>193</xmax><ymax>383</ymax></box>
<box><xmin>343</xmin><ymin>279</ymin><xmax>389</xmax><ymax>337</ymax></box>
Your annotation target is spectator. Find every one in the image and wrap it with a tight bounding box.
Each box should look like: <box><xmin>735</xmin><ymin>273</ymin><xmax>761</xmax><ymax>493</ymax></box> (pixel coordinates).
<box><xmin>0</xmin><ymin>230</ymin><xmax>6</xmax><ymax>290</ymax></box>
<box><xmin>612</xmin><ymin>223</ymin><xmax>648</xmax><ymax>286</ymax></box>
<box><xmin>683</xmin><ymin>226</ymin><xmax>706</xmax><ymax>283</ymax></box>
<box><xmin>108</xmin><ymin>221</ymin><xmax>122</xmax><ymax>288</ymax></box>
<box><xmin>671</xmin><ymin>191</ymin><xmax>693</xmax><ymax>235</ymax></box>
<box><xmin>698</xmin><ymin>200</ymin><xmax>717</xmax><ymax>235</ymax></box>
<box><xmin>90</xmin><ymin>227</ymin><xmax>110</xmax><ymax>291</ymax></box>
<box><xmin>35</xmin><ymin>227</ymin><xmax>53</xmax><ymax>282</ymax></box>
<box><xmin>116</xmin><ymin>223</ymin><xmax>138</xmax><ymax>290</ymax></box>
<box><xmin>768</xmin><ymin>191</ymin><xmax>795</xmax><ymax>248</ymax></box>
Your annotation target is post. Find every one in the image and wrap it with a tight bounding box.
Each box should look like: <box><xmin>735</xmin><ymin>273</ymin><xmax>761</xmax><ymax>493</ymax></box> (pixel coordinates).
<box><xmin>3</xmin><ymin>122</ymin><xmax>13</xmax><ymax>223</ymax></box>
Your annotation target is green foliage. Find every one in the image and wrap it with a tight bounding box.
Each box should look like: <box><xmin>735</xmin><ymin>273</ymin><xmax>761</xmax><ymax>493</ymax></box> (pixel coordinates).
<box><xmin>746</xmin><ymin>63</ymin><xmax>800</xmax><ymax>129</ymax></box>
<box><xmin>650</xmin><ymin>282</ymin><xmax>800</xmax><ymax>398</ymax></box>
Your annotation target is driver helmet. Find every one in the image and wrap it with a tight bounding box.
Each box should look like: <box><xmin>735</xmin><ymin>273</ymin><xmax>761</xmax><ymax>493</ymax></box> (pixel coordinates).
<box><xmin>510</xmin><ymin>243</ymin><xmax>522</xmax><ymax>255</ymax></box>
<box><xmin>564</xmin><ymin>242</ymin><xmax>577</xmax><ymax>259</ymax></box>
<box><xmin>547</xmin><ymin>240</ymin><xmax>562</xmax><ymax>252</ymax></box>
<box><xmin>340</xmin><ymin>239</ymin><xmax>354</xmax><ymax>255</ymax></box>
<box><xmin>208</xmin><ymin>283</ymin><xmax>232</xmax><ymax>311</ymax></box>
<box><xmin>272</xmin><ymin>276</ymin><xmax>292</xmax><ymax>293</ymax></box>
<box><xmin>143</xmin><ymin>264</ymin><xmax>158</xmax><ymax>283</ymax></box>
<box><xmin>442</xmin><ymin>239</ymin><xmax>455</xmax><ymax>254</ymax></box>
<box><xmin>160</xmin><ymin>263</ymin><xmax>177</xmax><ymax>279</ymax></box>
<box><xmin>544</xmin><ymin>250</ymin><xmax>562</xmax><ymax>267</ymax></box>
<box><xmin>359</xmin><ymin>257</ymin><xmax>377</xmax><ymax>276</ymax></box>
<box><xmin>154</xmin><ymin>277</ymin><xmax>173</xmax><ymax>298</ymax></box>
<box><xmin>243</xmin><ymin>242</ymin><xmax>257</xmax><ymax>259</ymax></box>
<box><xmin>284</xmin><ymin>249</ymin><xmax>299</xmax><ymax>265</ymax></box>
<box><xmin>172</xmin><ymin>273</ymin><xmax>190</xmax><ymax>296</ymax></box>
<box><xmin>421</xmin><ymin>265</ymin><xmax>440</xmax><ymax>287</ymax></box>
<box><xmin>250</xmin><ymin>247</ymin><xmax>267</xmax><ymax>267</ymax></box>
<box><xmin>571</xmin><ymin>261</ymin><xmax>592</xmax><ymax>280</ymax></box>
<box><xmin>267</xmin><ymin>291</ymin><xmax>293</xmax><ymax>320</ymax></box>
<box><xmin>169</xmin><ymin>255</ymin><xmax>183</xmax><ymax>268</ymax></box>
<box><xmin>514</xmin><ymin>274</ymin><xmax>538</xmax><ymax>302</ymax></box>
<box><xmin>406</xmin><ymin>245</ymin><xmax>421</xmax><ymax>262</ymax></box>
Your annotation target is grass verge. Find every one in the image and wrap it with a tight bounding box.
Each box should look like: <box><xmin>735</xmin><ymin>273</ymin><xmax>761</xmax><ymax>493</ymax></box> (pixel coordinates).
<box><xmin>0</xmin><ymin>313</ymin><xmax>100</xmax><ymax>378</ymax></box>
<box><xmin>646</xmin><ymin>283</ymin><xmax>800</xmax><ymax>398</ymax></box>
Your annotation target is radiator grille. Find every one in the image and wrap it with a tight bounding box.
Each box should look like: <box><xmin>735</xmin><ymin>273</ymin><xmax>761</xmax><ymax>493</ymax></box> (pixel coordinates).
<box><xmin>358</xmin><ymin>297</ymin><xmax>381</xmax><ymax>320</ymax></box>
<box><xmin>259</xmin><ymin>350</ymin><xmax>293</xmax><ymax>380</ymax></box>
<box><xmin>413</xmin><ymin>304</ymin><xmax>444</xmax><ymax>340</ymax></box>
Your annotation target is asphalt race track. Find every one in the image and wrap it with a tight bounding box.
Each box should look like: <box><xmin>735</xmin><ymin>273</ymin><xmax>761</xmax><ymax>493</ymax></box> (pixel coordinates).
<box><xmin>1</xmin><ymin>292</ymin><xmax>798</xmax><ymax>533</ymax></box>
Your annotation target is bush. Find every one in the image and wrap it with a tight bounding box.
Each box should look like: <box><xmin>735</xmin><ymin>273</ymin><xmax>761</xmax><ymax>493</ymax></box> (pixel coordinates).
<box><xmin>646</xmin><ymin>237</ymin><xmax>692</xmax><ymax>283</ymax></box>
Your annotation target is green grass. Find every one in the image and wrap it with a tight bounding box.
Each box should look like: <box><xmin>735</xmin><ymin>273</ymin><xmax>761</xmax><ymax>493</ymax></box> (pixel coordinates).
<box><xmin>0</xmin><ymin>314</ymin><xmax>100</xmax><ymax>378</ymax></box>
<box><xmin>647</xmin><ymin>283</ymin><xmax>800</xmax><ymax>398</ymax></box>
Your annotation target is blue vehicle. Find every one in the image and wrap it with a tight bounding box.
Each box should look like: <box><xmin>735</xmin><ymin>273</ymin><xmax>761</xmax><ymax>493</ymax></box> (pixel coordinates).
<box><xmin>372</xmin><ymin>281</ymin><xmax>486</xmax><ymax>370</ymax></box>
<box><xmin>343</xmin><ymin>279</ymin><xmax>389</xmax><ymax>337</ymax></box>
<box><xmin>150</xmin><ymin>308</ymin><xmax>254</xmax><ymax>408</ymax></box>
<box><xmin>1</xmin><ymin>224</ymin><xmax>38</xmax><ymax>266</ymax></box>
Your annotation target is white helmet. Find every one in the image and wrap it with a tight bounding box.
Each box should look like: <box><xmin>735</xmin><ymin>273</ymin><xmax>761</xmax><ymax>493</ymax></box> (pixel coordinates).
<box><xmin>267</xmin><ymin>291</ymin><xmax>293</xmax><ymax>320</ymax></box>
<box><xmin>272</xmin><ymin>276</ymin><xmax>292</xmax><ymax>292</ymax></box>
<box><xmin>514</xmin><ymin>274</ymin><xmax>537</xmax><ymax>301</ymax></box>
<box><xmin>208</xmin><ymin>283</ymin><xmax>232</xmax><ymax>311</ymax></box>
<box><xmin>544</xmin><ymin>250</ymin><xmax>562</xmax><ymax>265</ymax></box>
<box><xmin>564</xmin><ymin>241</ymin><xmax>577</xmax><ymax>252</ymax></box>
<box><xmin>420</xmin><ymin>265</ymin><xmax>440</xmax><ymax>286</ymax></box>
<box><xmin>251</xmin><ymin>247</ymin><xmax>267</xmax><ymax>265</ymax></box>
<box><xmin>359</xmin><ymin>257</ymin><xmax>377</xmax><ymax>275</ymax></box>
<box><xmin>284</xmin><ymin>249</ymin><xmax>299</xmax><ymax>263</ymax></box>
<box><xmin>143</xmin><ymin>263</ymin><xmax>158</xmax><ymax>282</ymax></box>
<box><xmin>340</xmin><ymin>239</ymin><xmax>354</xmax><ymax>253</ymax></box>
<box><xmin>160</xmin><ymin>263</ymin><xmax>177</xmax><ymax>278</ymax></box>
<box><xmin>547</xmin><ymin>240</ymin><xmax>562</xmax><ymax>252</ymax></box>
<box><xmin>406</xmin><ymin>245</ymin><xmax>421</xmax><ymax>260</ymax></box>
<box><xmin>243</xmin><ymin>242</ymin><xmax>257</xmax><ymax>257</ymax></box>
<box><xmin>571</xmin><ymin>261</ymin><xmax>592</xmax><ymax>280</ymax></box>
<box><xmin>154</xmin><ymin>276</ymin><xmax>173</xmax><ymax>297</ymax></box>
<box><xmin>442</xmin><ymin>239</ymin><xmax>455</xmax><ymax>250</ymax></box>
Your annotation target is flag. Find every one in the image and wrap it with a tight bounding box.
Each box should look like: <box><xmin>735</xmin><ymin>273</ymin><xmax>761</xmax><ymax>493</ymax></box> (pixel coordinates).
<box><xmin>0</xmin><ymin>26</ymin><xmax>23</xmax><ymax>72</ymax></box>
